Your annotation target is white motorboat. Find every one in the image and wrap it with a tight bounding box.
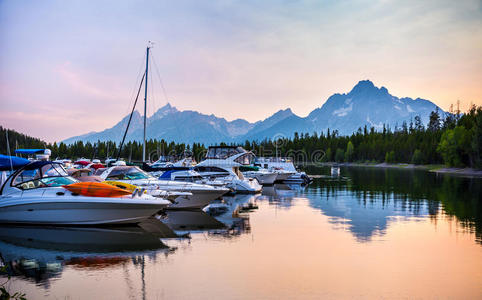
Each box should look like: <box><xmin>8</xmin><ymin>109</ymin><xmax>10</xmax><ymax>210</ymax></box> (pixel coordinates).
<box><xmin>98</xmin><ymin>166</ymin><xmax>229</xmax><ymax>209</ymax></box>
<box><xmin>254</xmin><ymin>157</ymin><xmax>311</xmax><ymax>184</ymax></box>
<box><xmin>145</xmin><ymin>159</ymin><xmax>231</xmax><ymax>190</ymax></box>
<box><xmin>0</xmin><ymin>161</ymin><xmax>171</xmax><ymax>225</ymax></box>
<box><xmin>195</xmin><ymin>146</ymin><xmax>262</xmax><ymax>193</ymax></box>
<box><xmin>148</xmin><ymin>164</ymin><xmax>204</xmax><ymax>182</ymax></box>
<box><xmin>240</xmin><ymin>167</ymin><xmax>278</xmax><ymax>185</ymax></box>
<box><xmin>271</xmin><ymin>168</ymin><xmax>296</xmax><ymax>182</ymax></box>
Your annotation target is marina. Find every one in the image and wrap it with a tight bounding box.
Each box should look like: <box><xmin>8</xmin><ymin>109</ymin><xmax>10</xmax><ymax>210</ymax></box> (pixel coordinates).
<box><xmin>1</xmin><ymin>1</ymin><xmax>481</xmax><ymax>298</ymax></box>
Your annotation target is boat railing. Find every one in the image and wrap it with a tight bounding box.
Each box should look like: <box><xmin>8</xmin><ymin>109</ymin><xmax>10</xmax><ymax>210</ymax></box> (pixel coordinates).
<box><xmin>255</xmin><ymin>157</ymin><xmax>293</xmax><ymax>163</ymax></box>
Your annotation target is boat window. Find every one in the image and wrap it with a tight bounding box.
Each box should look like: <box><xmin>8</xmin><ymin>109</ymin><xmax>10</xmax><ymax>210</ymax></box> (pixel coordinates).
<box><xmin>94</xmin><ymin>168</ymin><xmax>106</xmax><ymax>176</ymax></box>
<box><xmin>38</xmin><ymin>176</ymin><xmax>76</xmax><ymax>187</ymax></box>
<box><xmin>12</xmin><ymin>165</ymin><xmax>77</xmax><ymax>190</ymax></box>
<box><xmin>206</xmin><ymin>147</ymin><xmax>246</xmax><ymax>159</ymax></box>
<box><xmin>108</xmin><ymin>174</ymin><xmax>125</xmax><ymax>180</ymax></box>
<box><xmin>107</xmin><ymin>167</ymin><xmax>152</xmax><ymax>180</ymax></box>
<box><xmin>234</xmin><ymin>153</ymin><xmax>255</xmax><ymax>165</ymax></box>
<box><xmin>211</xmin><ymin>167</ymin><xmax>229</xmax><ymax>173</ymax></box>
<box><xmin>195</xmin><ymin>166</ymin><xmax>229</xmax><ymax>174</ymax></box>
<box><xmin>106</xmin><ymin>168</ymin><xmax>129</xmax><ymax>180</ymax></box>
<box><xmin>12</xmin><ymin>169</ymin><xmax>41</xmax><ymax>186</ymax></box>
<box><xmin>194</xmin><ymin>166</ymin><xmax>208</xmax><ymax>172</ymax></box>
<box><xmin>41</xmin><ymin>164</ymin><xmax>69</xmax><ymax>177</ymax></box>
<box><xmin>127</xmin><ymin>167</ymin><xmax>153</xmax><ymax>180</ymax></box>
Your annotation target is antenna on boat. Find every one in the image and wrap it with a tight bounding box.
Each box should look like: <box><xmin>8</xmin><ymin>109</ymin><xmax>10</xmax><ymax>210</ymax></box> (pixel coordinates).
<box><xmin>5</xmin><ymin>130</ymin><xmax>13</xmax><ymax>172</ymax></box>
<box><xmin>143</xmin><ymin>41</ymin><xmax>154</xmax><ymax>162</ymax></box>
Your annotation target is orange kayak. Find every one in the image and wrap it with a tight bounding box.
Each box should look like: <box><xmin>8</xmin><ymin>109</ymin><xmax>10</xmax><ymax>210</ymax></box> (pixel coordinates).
<box><xmin>63</xmin><ymin>182</ymin><xmax>132</xmax><ymax>198</ymax></box>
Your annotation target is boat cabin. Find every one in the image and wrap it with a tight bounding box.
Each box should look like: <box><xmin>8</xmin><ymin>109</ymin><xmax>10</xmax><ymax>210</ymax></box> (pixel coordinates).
<box><xmin>101</xmin><ymin>166</ymin><xmax>153</xmax><ymax>181</ymax></box>
<box><xmin>1</xmin><ymin>161</ymin><xmax>77</xmax><ymax>195</ymax></box>
<box><xmin>204</xmin><ymin>146</ymin><xmax>255</xmax><ymax>165</ymax></box>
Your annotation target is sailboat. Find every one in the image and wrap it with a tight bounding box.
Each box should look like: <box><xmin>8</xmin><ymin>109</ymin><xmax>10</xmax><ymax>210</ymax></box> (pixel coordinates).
<box><xmin>110</xmin><ymin>45</ymin><xmax>230</xmax><ymax>209</ymax></box>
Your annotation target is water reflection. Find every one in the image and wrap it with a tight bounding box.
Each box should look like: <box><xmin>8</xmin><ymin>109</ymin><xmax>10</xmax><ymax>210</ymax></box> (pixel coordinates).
<box><xmin>259</xmin><ymin>184</ymin><xmax>303</xmax><ymax>208</ymax></box>
<box><xmin>0</xmin><ymin>224</ymin><xmax>175</xmax><ymax>286</ymax></box>
<box><xmin>303</xmin><ymin>166</ymin><xmax>482</xmax><ymax>244</ymax></box>
<box><xmin>160</xmin><ymin>210</ymin><xmax>226</xmax><ymax>231</ymax></box>
<box><xmin>0</xmin><ymin>170</ymin><xmax>480</xmax><ymax>299</ymax></box>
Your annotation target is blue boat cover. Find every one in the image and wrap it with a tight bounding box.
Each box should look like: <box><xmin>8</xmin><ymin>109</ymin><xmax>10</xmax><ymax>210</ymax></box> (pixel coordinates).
<box><xmin>14</xmin><ymin>149</ymin><xmax>46</xmax><ymax>155</ymax></box>
<box><xmin>0</xmin><ymin>154</ymin><xmax>30</xmax><ymax>171</ymax></box>
<box><xmin>22</xmin><ymin>161</ymin><xmax>62</xmax><ymax>170</ymax></box>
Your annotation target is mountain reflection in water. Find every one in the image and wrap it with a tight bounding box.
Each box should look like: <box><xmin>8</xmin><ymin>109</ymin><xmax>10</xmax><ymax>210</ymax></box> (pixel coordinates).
<box><xmin>302</xmin><ymin>166</ymin><xmax>482</xmax><ymax>244</ymax></box>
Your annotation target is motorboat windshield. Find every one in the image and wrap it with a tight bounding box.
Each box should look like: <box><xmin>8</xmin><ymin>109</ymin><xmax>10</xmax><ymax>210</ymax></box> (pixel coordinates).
<box><xmin>206</xmin><ymin>146</ymin><xmax>247</xmax><ymax>159</ymax></box>
<box><xmin>106</xmin><ymin>166</ymin><xmax>154</xmax><ymax>180</ymax></box>
<box><xmin>10</xmin><ymin>162</ymin><xmax>77</xmax><ymax>190</ymax></box>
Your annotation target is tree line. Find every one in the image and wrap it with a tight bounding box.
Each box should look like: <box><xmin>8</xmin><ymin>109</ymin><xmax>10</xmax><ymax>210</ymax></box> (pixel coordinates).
<box><xmin>1</xmin><ymin>105</ymin><xmax>481</xmax><ymax>169</ymax></box>
<box><xmin>246</xmin><ymin>105</ymin><xmax>480</xmax><ymax>168</ymax></box>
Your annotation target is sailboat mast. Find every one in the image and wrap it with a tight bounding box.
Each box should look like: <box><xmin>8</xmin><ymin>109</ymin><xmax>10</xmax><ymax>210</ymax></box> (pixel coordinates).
<box><xmin>142</xmin><ymin>46</ymin><xmax>150</xmax><ymax>162</ymax></box>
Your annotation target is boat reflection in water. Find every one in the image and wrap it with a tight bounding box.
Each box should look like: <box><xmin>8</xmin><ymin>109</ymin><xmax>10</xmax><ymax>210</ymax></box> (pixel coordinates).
<box><xmin>259</xmin><ymin>183</ymin><xmax>304</xmax><ymax>208</ymax></box>
<box><xmin>159</xmin><ymin>210</ymin><xmax>226</xmax><ymax>231</ymax></box>
<box><xmin>0</xmin><ymin>223</ymin><xmax>177</xmax><ymax>285</ymax></box>
<box><xmin>209</xmin><ymin>194</ymin><xmax>256</xmax><ymax>237</ymax></box>
<box><xmin>160</xmin><ymin>193</ymin><xmax>258</xmax><ymax>238</ymax></box>
<box><xmin>0</xmin><ymin>191</ymin><xmax>267</xmax><ymax>286</ymax></box>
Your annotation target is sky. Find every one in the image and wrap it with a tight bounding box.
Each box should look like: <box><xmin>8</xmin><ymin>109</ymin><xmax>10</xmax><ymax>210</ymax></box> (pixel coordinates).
<box><xmin>1</xmin><ymin>0</ymin><xmax>481</xmax><ymax>142</ymax></box>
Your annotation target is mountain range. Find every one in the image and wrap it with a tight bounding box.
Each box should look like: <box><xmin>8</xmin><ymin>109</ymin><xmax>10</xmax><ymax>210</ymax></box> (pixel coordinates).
<box><xmin>63</xmin><ymin>80</ymin><xmax>443</xmax><ymax>145</ymax></box>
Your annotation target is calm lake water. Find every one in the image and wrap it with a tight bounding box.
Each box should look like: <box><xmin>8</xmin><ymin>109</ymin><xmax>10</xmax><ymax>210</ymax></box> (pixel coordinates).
<box><xmin>1</xmin><ymin>167</ymin><xmax>481</xmax><ymax>299</ymax></box>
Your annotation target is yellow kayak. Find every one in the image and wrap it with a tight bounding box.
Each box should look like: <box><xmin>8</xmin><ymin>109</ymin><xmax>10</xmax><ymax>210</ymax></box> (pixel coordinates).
<box><xmin>103</xmin><ymin>181</ymin><xmax>147</xmax><ymax>194</ymax></box>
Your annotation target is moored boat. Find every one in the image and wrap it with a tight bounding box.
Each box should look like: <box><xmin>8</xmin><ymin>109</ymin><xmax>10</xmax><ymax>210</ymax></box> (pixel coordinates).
<box><xmin>195</xmin><ymin>146</ymin><xmax>263</xmax><ymax>193</ymax></box>
<box><xmin>0</xmin><ymin>161</ymin><xmax>171</xmax><ymax>225</ymax></box>
<box><xmin>98</xmin><ymin>165</ymin><xmax>229</xmax><ymax>209</ymax></box>
<box><xmin>254</xmin><ymin>157</ymin><xmax>312</xmax><ymax>184</ymax></box>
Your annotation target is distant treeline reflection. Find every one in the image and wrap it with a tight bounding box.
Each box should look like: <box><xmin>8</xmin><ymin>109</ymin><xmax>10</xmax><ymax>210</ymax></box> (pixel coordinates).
<box><xmin>307</xmin><ymin>167</ymin><xmax>481</xmax><ymax>244</ymax></box>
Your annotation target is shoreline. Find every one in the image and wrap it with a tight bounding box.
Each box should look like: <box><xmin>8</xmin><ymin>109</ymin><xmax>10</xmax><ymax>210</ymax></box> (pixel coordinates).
<box><xmin>306</xmin><ymin>162</ymin><xmax>482</xmax><ymax>178</ymax></box>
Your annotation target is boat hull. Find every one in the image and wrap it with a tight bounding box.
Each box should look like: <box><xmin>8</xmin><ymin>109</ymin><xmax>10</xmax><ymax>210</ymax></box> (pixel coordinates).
<box><xmin>244</xmin><ymin>172</ymin><xmax>277</xmax><ymax>185</ymax></box>
<box><xmin>120</xmin><ymin>179</ymin><xmax>229</xmax><ymax>209</ymax></box>
<box><xmin>229</xmin><ymin>178</ymin><xmax>262</xmax><ymax>194</ymax></box>
<box><xmin>0</xmin><ymin>198</ymin><xmax>168</xmax><ymax>225</ymax></box>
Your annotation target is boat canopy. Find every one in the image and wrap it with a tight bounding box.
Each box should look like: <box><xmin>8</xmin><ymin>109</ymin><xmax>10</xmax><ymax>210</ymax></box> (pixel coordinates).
<box><xmin>74</xmin><ymin>160</ymin><xmax>91</xmax><ymax>166</ymax></box>
<box><xmin>1</xmin><ymin>161</ymin><xmax>76</xmax><ymax>194</ymax></box>
<box><xmin>22</xmin><ymin>160</ymin><xmax>64</xmax><ymax>170</ymax></box>
<box><xmin>105</xmin><ymin>166</ymin><xmax>152</xmax><ymax>180</ymax></box>
<box><xmin>90</xmin><ymin>163</ymin><xmax>105</xmax><ymax>170</ymax></box>
<box><xmin>15</xmin><ymin>149</ymin><xmax>50</xmax><ymax>155</ymax></box>
<box><xmin>0</xmin><ymin>155</ymin><xmax>30</xmax><ymax>171</ymax></box>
